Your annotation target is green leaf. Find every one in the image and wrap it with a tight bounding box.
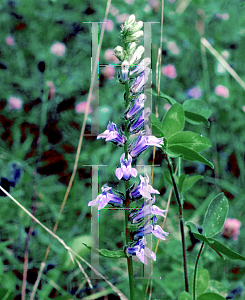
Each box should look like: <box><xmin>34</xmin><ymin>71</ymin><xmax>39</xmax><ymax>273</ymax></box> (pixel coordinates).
<box><xmin>150</xmin><ymin>112</ymin><xmax>162</xmax><ymax>129</ymax></box>
<box><xmin>162</xmin><ymin>103</ymin><xmax>185</xmax><ymax>139</ymax></box>
<box><xmin>190</xmin><ymin>268</ymin><xmax>210</xmax><ymax>297</ymax></box>
<box><xmin>178</xmin><ymin>174</ymin><xmax>186</xmax><ymax>193</ymax></box>
<box><xmin>168</xmin><ymin>145</ymin><xmax>214</xmax><ymax>168</ymax></box>
<box><xmin>178</xmin><ymin>291</ymin><xmax>192</xmax><ymax>300</ymax></box>
<box><xmin>206</xmin><ymin>280</ymin><xmax>227</xmax><ymax>298</ymax></box>
<box><xmin>203</xmin><ymin>193</ymin><xmax>229</xmax><ymax>237</ymax></box>
<box><xmin>82</xmin><ymin>244</ymin><xmax>126</xmax><ymax>259</ymax></box>
<box><xmin>168</xmin><ymin>131</ymin><xmax>211</xmax><ymax>152</ymax></box>
<box><xmin>152</xmin><ymin>124</ymin><xmax>165</xmax><ymax>139</ymax></box>
<box><xmin>185</xmin><ymin>111</ymin><xmax>210</xmax><ymax>127</ymax></box>
<box><xmin>182</xmin><ymin>175</ymin><xmax>203</xmax><ymax>193</ymax></box>
<box><xmin>197</xmin><ymin>293</ymin><xmax>226</xmax><ymax>300</ymax></box>
<box><xmin>152</xmin><ymin>90</ymin><xmax>177</xmax><ymax>105</ymax></box>
<box><xmin>206</xmin><ymin>238</ymin><xmax>245</xmax><ymax>261</ymax></box>
<box><xmin>164</xmin><ymin>171</ymin><xmax>173</xmax><ymax>186</ymax></box>
<box><xmin>185</xmin><ymin>222</ymin><xmax>208</xmax><ymax>243</ymax></box>
<box><xmin>0</xmin><ymin>241</ymin><xmax>11</xmax><ymax>252</ymax></box>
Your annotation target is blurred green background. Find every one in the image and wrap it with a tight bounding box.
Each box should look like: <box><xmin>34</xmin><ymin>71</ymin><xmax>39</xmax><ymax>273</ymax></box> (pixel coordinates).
<box><xmin>0</xmin><ymin>0</ymin><xmax>245</xmax><ymax>299</ymax></box>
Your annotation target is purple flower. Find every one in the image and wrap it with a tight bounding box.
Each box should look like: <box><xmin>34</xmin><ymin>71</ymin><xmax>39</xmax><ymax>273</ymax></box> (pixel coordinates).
<box><xmin>97</xmin><ymin>121</ymin><xmax>126</xmax><ymax>146</ymax></box>
<box><xmin>126</xmin><ymin>94</ymin><xmax>146</xmax><ymax>119</ymax></box>
<box><xmin>88</xmin><ymin>185</ymin><xmax>123</xmax><ymax>210</ymax></box>
<box><xmin>130</xmin><ymin>67</ymin><xmax>150</xmax><ymax>94</ymax></box>
<box><xmin>130</xmin><ymin>134</ymin><xmax>164</xmax><ymax>158</ymax></box>
<box><xmin>134</xmin><ymin>221</ymin><xmax>168</xmax><ymax>240</ymax></box>
<box><xmin>126</xmin><ymin>237</ymin><xmax>156</xmax><ymax>265</ymax></box>
<box><xmin>130</xmin><ymin>174</ymin><xmax>160</xmax><ymax>199</ymax></box>
<box><xmin>129</xmin><ymin>58</ymin><xmax>151</xmax><ymax>76</ymax></box>
<box><xmin>115</xmin><ymin>153</ymin><xmax>138</xmax><ymax>180</ymax></box>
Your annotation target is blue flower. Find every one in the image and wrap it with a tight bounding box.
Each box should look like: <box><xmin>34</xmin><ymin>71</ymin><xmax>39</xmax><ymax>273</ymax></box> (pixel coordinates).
<box><xmin>126</xmin><ymin>237</ymin><xmax>156</xmax><ymax>265</ymax></box>
<box><xmin>130</xmin><ymin>134</ymin><xmax>164</xmax><ymax>158</ymax></box>
<box><xmin>126</xmin><ymin>93</ymin><xmax>146</xmax><ymax>119</ymax></box>
<box><xmin>115</xmin><ymin>153</ymin><xmax>138</xmax><ymax>180</ymax></box>
<box><xmin>130</xmin><ymin>174</ymin><xmax>160</xmax><ymax>199</ymax></box>
<box><xmin>97</xmin><ymin>121</ymin><xmax>126</xmax><ymax>146</ymax></box>
<box><xmin>130</xmin><ymin>67</ymin><xmax>150</xmax><ymax>94</ymax></box>
<box><xmin>133</xmin><ymin>220</ymin><xmax>168</xmax><ymax>241</ymax></box>
<box><xmin>88</xmin><ymin>185</ymin><xmax>124</xmax><ymax>210</ymax></box>
<box><xmin>129</xmin><ymin>108</ymin><xmax>150</xmax><ymax>134</ymax></box>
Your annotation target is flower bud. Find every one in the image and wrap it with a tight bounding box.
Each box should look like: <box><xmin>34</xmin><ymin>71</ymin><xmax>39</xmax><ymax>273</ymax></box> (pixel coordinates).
<box><xmin>114</xmin><ymin>46</ymin><xmax>124</xmax><ymax>61</ymax></box>
<box><xmin>121</xmin><ymin>60</ymin><xmax>130</xmax><ymax>81</ymax></box>
<box><xmin>130</xmin><ymin>21</ymin><xmax>143</xmax><ymax>33</ymax></box>
<box><xmin>125</xmin><ymin>14</ymin><xmax>136</xmax><ymax>28</ymax></box>
<box><xmin>129</xmin><ymin>45</ymin><xmax>144</xmax><ymax>65</ymax></box>
<box><xmin>126</xmin><ymin>30</ymin><xmax>143</xmax><ymax>42</ymax></box>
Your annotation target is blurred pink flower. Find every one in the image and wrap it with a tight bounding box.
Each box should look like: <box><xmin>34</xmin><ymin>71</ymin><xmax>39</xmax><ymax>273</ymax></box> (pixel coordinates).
<box><xmin>75</xmin><ymin>101</ymin><xmax>92</xmax><ymax>114</ymax></box>
<box><xmin>187</xmin><ymin>87</ymin><xmax>202</xmax><ymax>99</ymax></box>
<box><xmin>116</xmin><ymin>14</ymin><xmax>130</xmax><ymax>23</ymax></box>
<box><xmin>167</xmin><ymin>41</ymin><xmax>180</xmax><ymax>55</ymax></box>
<box><xmin>6</xmin><ymin>36</ymin><xmax>14</xmax><ymax>46</ymax></box>
<box><xmin>222</xmin><ymin>218</ymin><xmax>241</xmax><ymax>241</ymax></box>
<box><xmin>50</xmin><ymin>42</ymin><xmax>66</xmax><ymax>57</ymax></box>
<box><xmin>162</xmin><ymin>64</ymin><xmax>177</xmax><ymax>79</ymax></box>
<box><xmin>46</xmin><ymin>81</ymin><xmax>55</xmax><ymax>99</ymax></box>
<box><xmin>102</xmin><ymin>65</ymin><xmax>115</xmax><ymax>80</ymax></box>
<box><xmin>222</xmin><ymin>13</ymin><xmax>229</xmax><ymax>20</ymax></box>
<box><xmin>164</xmin><ymin>103</ymin><xmax>171</xmax><ymax>111</ymax></box>
<box><xmin>8</xmin><ymin>97</ymin><xmax>22</xmax><ymax>110</ymax></box>
<box><xmin>105</xmin><ymin>20</ymin><xmax>114</xmax><ymax>32</ymax></box>
<box><xmin>215</xmin><ymin>85</ymin><xmax>229</xmax><ymax>98</ymax></box>
<box><xmin>104</xmin><ymin>49</ymin><xmax>120</xmax><ymax>63</ymax></box>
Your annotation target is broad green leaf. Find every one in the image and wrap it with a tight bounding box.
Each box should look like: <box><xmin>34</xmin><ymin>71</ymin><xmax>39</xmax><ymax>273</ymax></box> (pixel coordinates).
<box><xmin>152</xmin><ymin>124</ymin><xmax>165</xmax><ymax>139</ymax></box>
<box><xmin>197</xmin><ymin>293</ymin><xmax>226</xmax><ymax>300</ymax></box>
<box><xmin>162</xmin><ymin>103</ymin><xmax>185</xmax><ymax>139</ymax></box>
<box><xmin>0</xmin><ymin>289</ymin><xmax>14</xmax><ymax>300</ymax></box>
<box><xmin>185</xmin><ymin>222</ymin><xmax>208</xmax><ymax>243</ymax></box>
<box><xmin>182</xmin><ymin>175</ymin><xmax>203</xmax><ymax>193</ymax></box>
<box><xmin>152</xmin><ymin>90</ymin><xmax>177</xmax><ymax>105</ymax></box>
<box><xmin>168</xmin><ymin>131</ymin><xmax>211</xmax><ymax>152</ymax></box>
<box><xmin>178</xmin><ymin>291</ymin><xmax>192</xmax><ymax>300</ymax></box>
<box><xmin>183</xmin><ymin>99</ymin><xmax>211</xmax><ymax>118</ymax></box>
<box><xmin>206</xmin><ymin>280</ymin><xmax>227</xmax><ymax>298</ymax></box>
<box><xmin>190</xmin><ymin>268</ymin><xmax>210</xmax><ymax>297</ymax></box>
<box><xmin>207</xmin><ymin>238</ymin><xmax>245</xmax><ymax>261</ymax></box>
<box><xmin>185</xmin><ymin>111</ymin><xmax>210</xmax><ymax>127</ymax></box>
<box><xmin>0</xmin><ymin>241</ymin><xmax>11</xmax><ymax>252</ymax></box>
<box><xmin>151</xmin><ymin>112</ymin><xmax>162</xmax><ymax>129</ymax></box>
<box><xmin>203</xmin><ymin>193</ymin><xmax>229</xmax><ymax>237</ymax></box>
<box><xmin>168</xmin><ymin>145</ymin><xmax>214</xmax><ymax>168</ymax></box>
<box><xmin>178</xmin><ymin>174</ymin><xmax>186</xmax><ymax>193</ymax></box>
<box><xmin>83</xmin><ymin>244</ymin><xmax>126</xmax><ymax>259</ymax></box>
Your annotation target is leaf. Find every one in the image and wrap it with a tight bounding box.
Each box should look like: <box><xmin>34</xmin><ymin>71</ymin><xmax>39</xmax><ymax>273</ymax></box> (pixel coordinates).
<box><xmin>168</xmin><ymin>131</ymin><xmax>211</xmax><ymax>152</ymax></box>
<box><xmin>206</xmin><ymin>238</ymin><xmax>245</xmax><ymax>261</ymax></box>
<box><xmin>152</xmin><ymin>124</ymin><xmax>165</xmax><ymax>139</ymax></box>
<box><xmin>168</xmin><ymin>145</ymin><xmax>214</xmax><ymax>168</ymax></box>
<box><xmin>178</xmin><ymin>174</ymin><xmax>186</xmax><ymax>194</ymax></box>
<box><xmin>82</xmin><ymin>244</ymin><xmax>126</xmax><ymax>259</ymax></box>
<box><xmin>184</xmin><ymin>111</ymin><xmax>210</xmax><ymax>127</ymax></box>
<box><xmin>178</xmin><ymin>291</ymin><xmax>192</xmax><ymax>300</ymax></box>
<box><xmin>190</xmin><ymin>268</ymin><xmax>210</xmax><ymax>297</ymax></box>
<box><xmin>182</xmin><ymin>175</ymin><xmax>203</xmax><ymax>193</ymax></box>
<box><xmin>185</xmin><ymin>222</ymin><xmax>208</xmax><ymax>243</ymax></box>
<box><xmin>150</xmin><ymin>112</ymin><xmax>162</xmax><ymax>129</ymax></box>
<box><xmin>162</xmin><ymin>103</ymin><xmax>185</xmax><ymax>139</ymax></box>
<box><xmin>206</xmin><ymin>280</ymin><xmax>227</xmax><ymax>298</ymax></box>
<box><xmin>197</xmin><ymin>293</ymin><xmax>226</xmax><ymax>300</ymax></box>
<box><xmin>203</xmin><ymin>193</ymin><xmax>229</xmax><ymax>237</ymax></box>
<box><xmin>152</xmin><ymin>90</ymin><xmax>177</xmax><ymax>105</ymax></box>
<box><xmin>183</xmin><ymin>99</ymin><xmax>212</xmax><ymax>118</ymax></box>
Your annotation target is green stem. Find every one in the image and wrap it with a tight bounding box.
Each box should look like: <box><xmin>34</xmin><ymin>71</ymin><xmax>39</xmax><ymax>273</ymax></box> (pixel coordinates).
<box><xmin>193</xmin><ymin>242</ymin><xmax>205</xmax><ymax>300</ymax></box>
<box><xmin>165</xmin><ymin>155</ymin><xmax>189</xmax><ymax>292</ymax></box>
<box><xmin>124</xmin><ymin>80</ymin><xmax>135</xmax><ymax>300</ymax></box>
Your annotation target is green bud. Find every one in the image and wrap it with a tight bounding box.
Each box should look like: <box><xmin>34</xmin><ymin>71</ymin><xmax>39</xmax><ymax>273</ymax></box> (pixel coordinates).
<box><xmin>114</xmin><ymin>46</ymin><xmax>124</xmax><ymax>61</ymax></box>
<box><xmin>125</xmin><ymin>14</ymin><xmax>136</xmax><ymax>28</ymax></box>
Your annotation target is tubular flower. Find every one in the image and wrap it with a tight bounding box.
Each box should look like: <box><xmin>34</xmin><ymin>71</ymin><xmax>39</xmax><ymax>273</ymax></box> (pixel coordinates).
<box><xmin>116</xmin><ymin>153</ymin><xmax>138</xmax><ymax>180</ymax></box>
<box><xmin>126</xmin><ymin>94</ymin><xmax>146</xmax><ymax>119</ymax></box>
<box><xmin>130</xmin><ymin>67</ymin><xmax>150</xmax><ymax>94</ymax></box>
<box><xmin>130</xmin><ymin>58</ymin><xmax>151</xmax><ymax>76</ymax></box>
<box><xmin>130</xmin><ymin>174</ymin><xmax>160</xmax><ymax>199</ymax></box>
<box><xmin>130</xmin><ymin>134</ymin><xmax>164</xmax><ymax>158</ymax></box>
<box><xmin>133</xmin><ymin>220</ymin><xmax>169</xmax><ymax>241</ymax></box>
<box><xmin>97</xmin><ymin>121</ymin><xmax>126</xmax><ymax>146</ymax></box>
<box><xmin>88</xmin><ymin>185</ymin><xmax>124</xmax><ymax>210</ymax></box>
<box><xmin>129</xmin><ymin>108</ymin><xmax>150</xmax><ymax>133</ymax></box>
<box><xmin>126</xmin><ymin>237</ymin><xmax>156</xmax><ymax>265</ymax></box>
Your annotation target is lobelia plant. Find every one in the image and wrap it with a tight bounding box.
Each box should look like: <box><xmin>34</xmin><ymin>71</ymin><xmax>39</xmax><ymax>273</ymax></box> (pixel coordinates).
<box><xmin>85</xmin><ymin>14</ymin><xmax>245</xmax><ymax>300</ymax></box>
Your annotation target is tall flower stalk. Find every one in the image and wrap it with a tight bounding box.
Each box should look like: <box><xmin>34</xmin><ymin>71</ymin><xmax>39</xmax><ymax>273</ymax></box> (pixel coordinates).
<box><xmin>88</xmin><ymin>15</ymin><xmax>168</xmax><ymax>299</ymax></box>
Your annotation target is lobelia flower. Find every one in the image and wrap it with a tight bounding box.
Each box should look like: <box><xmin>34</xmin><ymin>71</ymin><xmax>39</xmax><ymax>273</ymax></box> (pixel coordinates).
<box><xmin>115</xmin><ymin>153</ymin><xmax>138</xmax><ymax>180</ymax></box>
<box><xmin>88</xmin><ymin>185</ymin><xmax>124</xmax><ymax>210</ymax></box>
<box><xmin>121</xmin><ymin>60</ymin><xmax>130</xmax><ymax>81</ymax></box>
<box><xmin>129</xmin><ymin>58</ymin><xmax>151</xmax><ymax>76</ymax></box>
<box><xmin>97</xmin><ymin>121</ymin><xmax>126</xmax><ymax>146</ymax></box>
<box><xmin>130</xmin><ymin>174</ymin><xmax>160</xmax><ymax>199</ymax></box>
<box><xmin>130</xmin><ymin>134</ymin><xmax>164</xmax><ymax>158</ymax></box>
<box><xmin>126</xmin><ymin>237</ymin><xmax>156</xmax><ymax>264</ymax></box>
<box><xmin>130</xmin><ymin>67</ymin><xmax>150</xmax><ymax>94</ymax></box>
<box><xmin>133</xmin><ymin>219</ymin><xmax>168</xmax><ymax>240</ymax></box>
<box><xmin>126</xmin><ymin>94</ymin><xmax>146</xmax><ymax>119</ymax></box>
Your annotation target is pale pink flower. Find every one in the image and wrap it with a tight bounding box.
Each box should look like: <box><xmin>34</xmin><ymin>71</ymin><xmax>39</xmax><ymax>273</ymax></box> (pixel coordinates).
<box><xmin>222</xmin><ymin>13</ymin><xmax>229</xmax><ymax>20</ymax></box>
<box><xmin>164</xmin><ymin>103</ymin><xmax>171</xmax><ymax>111</ymax></box>
<box><xmin>215</xmin><ymin>85</ymin><xmax>229</xmax><ymax>98</ymax></box>
<box><xmin>46</xmin><ymin>81</ymin><xmax>55</xmax><ymax>99</ymax></box>
<box><xmin>8</xmin><ymin>97</ymin><xmax>22</xmax><ymax>110</ymax></box>
<box><xmin>187</xmin><ymin>87</ymin><xmax>202</xmax><ymax>99</ymax></box>
<box><xmin>162</xmin><ymin>64</ymin><xmax>177</xmax><ymax>79</ymax></box>
<box><xmin>116</xmin><ymin>14</ymin><xmax>130</xmax><ymax>23</ymax></box>
<box><xmin>222</xmin><ymin>218</ymin><xmax>241</xmax><ymax>241</ymax></box>
<box><xmin>102</xmin><ymin>65</ymin><xmax>115</xmax><ymax>80</ymax></box>
<box><xmin>105</xmin><ymin>20</ymin><xmax>114</xmax><ymax>32</ymax></box>
<box><xmin>75</xmin><ymin>101</ymin><xmax>92</xmax><ymax>114</ymax></box>
<box><xmin>104</xmin><ymin>49</ymin><xmax>120</xmax><ymax>63</ymax></box>
<box><xmin>167</xmin><ymin>41</ymin><xmax>180</xmax><ymax>55</ymax></box>
<box><xmin>6</xmin><ymin>36</ymin><xmax>14</xmax><ymax>46</ymax></box>
<box><xmin>50</xmin><ymin>42</ymin><xmax>66</xmax><ymax>57</ymax></box>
